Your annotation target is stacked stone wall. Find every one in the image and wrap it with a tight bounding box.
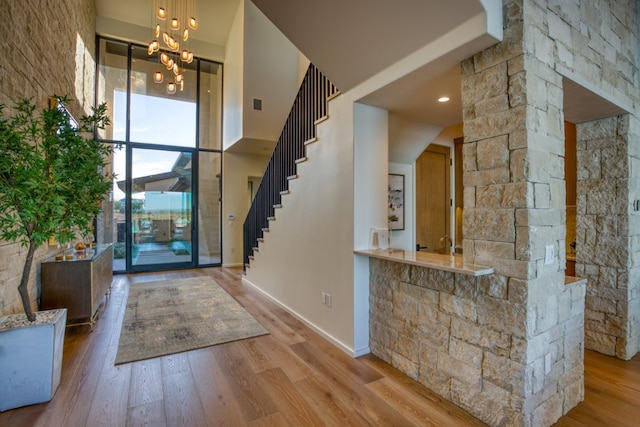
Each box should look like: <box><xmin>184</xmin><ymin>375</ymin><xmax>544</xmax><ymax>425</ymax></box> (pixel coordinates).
<box><xmin>522</xmin><ymin>0</ymin><xmax>640</xmax><ymax>360</ymax></box>
<box><xmin>576</xmin><ymin>116</ymin><xmax>640</xmax><ymax>359</ymax></box>
<box><xmin>0</xmin><ymin>0</ymin><xmax>97</xmax><ymax>315</ymax></box>
<box><xmin>369</xmin><ymin>258</ymin><xmax>585</xmax><ymax>427</ymax></box>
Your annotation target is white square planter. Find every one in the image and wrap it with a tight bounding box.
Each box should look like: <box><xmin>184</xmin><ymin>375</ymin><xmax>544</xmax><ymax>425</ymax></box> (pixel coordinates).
<box><xmin>0</xmin><ymin>308</ymin><xmax>67</xmax><ymax>412</ymax></box>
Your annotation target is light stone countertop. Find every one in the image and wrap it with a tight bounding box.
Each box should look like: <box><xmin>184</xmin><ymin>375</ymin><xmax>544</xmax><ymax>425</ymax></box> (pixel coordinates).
<box><xmin>354</xmin><ymin>249</ymin><xmax>494</xmax><ymax>276</ymax></box>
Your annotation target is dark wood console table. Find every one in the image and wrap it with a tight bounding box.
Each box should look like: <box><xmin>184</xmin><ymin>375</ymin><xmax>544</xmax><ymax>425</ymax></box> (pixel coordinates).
<box><xmin>40</xmin><ymin>243</ymin><xmax>113</xmax><ymax>329</ymax></box>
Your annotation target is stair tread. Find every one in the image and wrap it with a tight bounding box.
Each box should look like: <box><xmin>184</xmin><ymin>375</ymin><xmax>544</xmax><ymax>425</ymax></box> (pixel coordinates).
<box><xmin>315</xmin><ymin>115</ymin><xmax>329</xmax><ymax>125</ymax></box>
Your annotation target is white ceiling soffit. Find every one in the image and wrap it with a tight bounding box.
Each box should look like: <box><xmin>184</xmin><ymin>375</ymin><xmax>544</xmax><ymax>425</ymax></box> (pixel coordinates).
<box><xmin>562</xmin><ymin>77</ymin><xmax>630</xmax><ymax>124</ymax></box>
<box><xmin>225</xmin><ymin>137</ymin><xmax>275</xmax><ymax>154</ymax></box>
<box><xmin>250</xmin><ymin>0</ymin><xmax>491</xmax><ymax>93</ymax></box>
<box><xmin>251</xmin><ymin>0</ymin><xmax>501</xmax><ymax>128</ymax></box>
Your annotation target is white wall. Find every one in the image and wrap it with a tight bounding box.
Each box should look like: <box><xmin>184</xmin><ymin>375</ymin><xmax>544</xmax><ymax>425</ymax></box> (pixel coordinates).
<box><xmin>243</xmin><ymin>0</ymin><xmax>301</xmax><ymax>142</ymax></box>
<box><xmin>353</xmin><ymin>103</ymin><xmax>389</xmax><ymax>354</ymax></box>
<box><xmin>222</xmin><ymin>152</ymin><xmax>269</xmax><ymax>266</ymax></box>
<box><xmin>223</xmin><ymin>0</ymin><xmax>302</xmax><ymax>151</ymax></box>
<box><xmin>429</xmin><ymin>123</ymin><xmax>463</xmax><ymax>148</ymax></box>
<box><xmin>244</xmin><ymin>94</ymin><xmax>357</xmax><ymax>354</ymax></box>
<box><xmin>388</xmin><ymin>114</ymin><xmax>442</xmax><ymax>164</ymax></box>
<box><xmin>222</xmin><ymin>3</ymin><xmax>245</xmax><ymax>150</ymax></box>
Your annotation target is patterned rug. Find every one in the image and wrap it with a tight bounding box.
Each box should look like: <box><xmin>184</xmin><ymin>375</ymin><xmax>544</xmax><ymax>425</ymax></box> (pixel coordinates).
<box><xmin>115</xmin><ymin>276</ymin><xmax>268</xmax><ymax>365</ymax></box>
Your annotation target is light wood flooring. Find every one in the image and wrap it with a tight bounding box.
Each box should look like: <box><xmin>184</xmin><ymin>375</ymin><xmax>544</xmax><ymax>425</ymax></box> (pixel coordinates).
<box><xmin>1</xmin><ymin>267</ymin><xmax>639</xmax><ymax>426</ymax></box>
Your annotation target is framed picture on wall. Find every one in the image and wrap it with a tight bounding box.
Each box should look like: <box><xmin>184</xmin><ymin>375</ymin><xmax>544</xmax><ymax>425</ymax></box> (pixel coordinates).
<box><xmin>388</xmin><ymin>174</ymin><xmax>404</xmax><ymax>230</ymax></box>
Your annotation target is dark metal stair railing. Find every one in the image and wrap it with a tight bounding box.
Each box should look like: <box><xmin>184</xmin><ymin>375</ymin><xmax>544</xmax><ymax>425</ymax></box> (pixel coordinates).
<box><xmin>243</xmin><ymin>64</ymin><xmax>339</xmax><ymax>270</ymax></box>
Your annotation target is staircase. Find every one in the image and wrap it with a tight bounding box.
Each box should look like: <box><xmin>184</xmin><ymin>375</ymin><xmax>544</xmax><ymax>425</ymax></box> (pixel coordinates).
<box><xmin>243</xmin><ymin>64</ymin><xmax>339</xmax><ymax>270</ymax></box>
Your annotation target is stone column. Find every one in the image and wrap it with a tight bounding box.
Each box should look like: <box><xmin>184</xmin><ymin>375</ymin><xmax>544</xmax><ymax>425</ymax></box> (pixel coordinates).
<box><xmin>460</xmin><ymin>0</ymin><xmax>585</xmax><ymax>425</ymax></box>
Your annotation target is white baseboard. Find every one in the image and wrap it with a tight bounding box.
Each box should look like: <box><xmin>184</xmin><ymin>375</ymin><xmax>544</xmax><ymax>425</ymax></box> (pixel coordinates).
<box><xmin>242</xmin><ymin>277</ymin><xmax>367</xmax><ymax>358</ymax></box>
<box><xmin>222</xmin><ymin>262</ymin><xmax>244</xmax><ymax>268</ymax></box>
<box><xmin>353</xmin><ymin>345</ymin><xmax>371</xmax><ymax>358</ymax></box>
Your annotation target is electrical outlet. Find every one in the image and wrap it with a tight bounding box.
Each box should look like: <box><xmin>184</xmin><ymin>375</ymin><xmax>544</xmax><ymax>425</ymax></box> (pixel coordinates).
<box><xmin>321</xmin><ymin>292</ymin><xmax>332</xmax><ymax>307</ymax></box>
<box><xmin>544</xmin><ymin>245</ymin><xmax>554</xmax><ymax>265</ymax></box>
<box><xmin>544</xmin><ymin>353</ymin><xmax>552</xmax><ymax>375</ymax></box>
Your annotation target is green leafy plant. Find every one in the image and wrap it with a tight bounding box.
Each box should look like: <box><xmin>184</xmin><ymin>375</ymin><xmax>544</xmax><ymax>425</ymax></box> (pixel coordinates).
<box><xmin>0</xmin><ymin>96</ymin><xmax>113</xmax><ymax>321</ymax></box>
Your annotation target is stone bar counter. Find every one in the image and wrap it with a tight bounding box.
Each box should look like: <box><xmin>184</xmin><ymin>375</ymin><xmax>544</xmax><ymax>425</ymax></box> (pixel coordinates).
<box><xmin>355</xmin><ymin>249</ymin><xmax>587</xmax><ymax>425</ymax></box>
<box><xmin>354</xmin><ymin>249</ymin><xmax>494</xmax><ymax>276</ymax></box>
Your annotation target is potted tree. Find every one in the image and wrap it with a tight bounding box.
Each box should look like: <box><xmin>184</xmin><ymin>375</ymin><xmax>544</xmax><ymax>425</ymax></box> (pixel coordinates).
<box><xmin>0</xmin><ymin>96</ymin><xmax>112</xmax><ymax>411</ymax></box>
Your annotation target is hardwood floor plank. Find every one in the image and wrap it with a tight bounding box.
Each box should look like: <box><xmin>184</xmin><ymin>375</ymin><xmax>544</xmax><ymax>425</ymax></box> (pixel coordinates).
<box><xmin>367</xmin><ymin>377</ymin><xmax>484</xmax><ymax>426</ymax></box>
<box><xmin>84</xmin><ymin>363</ymin><xmax>131</xmax><ymax>427</ymax></box>
<box><xmin>85</xmin><ymin>282</ymin><xmax>132</xmax><ymax>427</ymax></box>
<box><xmin>294</xmin><ymin>375</ymin><xmax>372</xmax><ymax>427</ymax></box>
<box><xmin>36</xmin><ymin>275</ymin><xmax>128</xmax><ymax>426</ymax></box>
<box><xmin>126</xmin><ymin>400</ymin><xmax>167</xmax><ymax>427</ymax></box>
<box><xmin>1</xmin><ymin>267</ymin><xmax>639</xmax><ymax>427</ymax></box>
<box><xmin>238</xmin><ymin>336</ymin><xmax>277</xmax><ymax>373</ymax></box>
<box><xmin>254</xmin><ymin>368</ymin><xmax>325</xmax><ymax>426</ymax></box>
<box><xmin>187</xmin><ymin>347</ymin><xmax>249</xmax><ymax>426</ymax></box>
<box><xmin>161</xmin><ymin>352</ymin><xmax>192</xmax><ymax>376</ymax></box>
<box><xmin>214</xmin><ymin>343</ymin><xmax>279</xmax><ymax>421</ymax></box>
<box><xmin>159</xmin><ymin>352</ymin><xmax>211</xmax><ymax>425</ymax></box>
<box><xmin>360</xmin><ymin>353</ymin><xmax>457</xmax><ymax>405</ymax></box>
<box><xmin>249</xmin><ymin>412</ymin><xmax>289</xmax><ymax>427</ymax></box>
<box><xmin>127</xmin><ymin>357</ymin><xmax>164</xmax><ymax>409</ymax></box>
<box><xmin>556</xmin><ymin>350</ymin><xmax>640</xmax><ymax>427</ymax></box>
<box><xmin>291</xmin><ymin>340</ymin><xmax>383</xmax><ymax>386</ymax></box>
<box><xmin>162</xmin><ymin>370</ymin><xmax>207</xmax><ymax>427</ymax></box>
<box><xmin>0</xmin><ymin>407</ymin><xmax>46</xmax><ymax>427</ymax></box>
<box><xmin>231</xmin><ymin>290</ymin><xmax>306</xmax><ymax>346</ymax></box>
<box><xmin>290</xmin><ymin>341</ymin><xmax>411</xmax><ymax>426</ymax></box>
<box><xmin>238</xmin><ymin>335</ymin><xmax>314</xmax><ymax>382</ymax></box>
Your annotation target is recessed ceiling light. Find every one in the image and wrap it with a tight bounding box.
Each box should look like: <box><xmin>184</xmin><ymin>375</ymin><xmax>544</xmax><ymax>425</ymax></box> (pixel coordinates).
<box><xmin>438</xmin><ymin>96</ymin><xmax>450</xmax><ymax>103</ymax></box>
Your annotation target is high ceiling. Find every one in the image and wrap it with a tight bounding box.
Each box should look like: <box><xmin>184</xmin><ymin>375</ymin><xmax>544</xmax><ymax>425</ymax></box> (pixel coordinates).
<box><xmin>95</xmin><ymin>0</ymin><xmax>501</xmax><ymax>133</ymax></box>
<box><xmin>95</xmin><ymin>0</ymin><xmax>241</xmax><ymax>48</ymax></box>
<box><xmin>95</xmin><ymin>0</ymin><xmax>631</xmax><ymax>160</ymax></box>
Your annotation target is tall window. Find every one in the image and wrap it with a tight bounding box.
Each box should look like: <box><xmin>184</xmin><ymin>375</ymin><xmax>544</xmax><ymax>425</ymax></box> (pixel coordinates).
<box><xmin>96</xmin><ymin>37</ymin><xmax>222</xmax><ymax>272</ymax></box>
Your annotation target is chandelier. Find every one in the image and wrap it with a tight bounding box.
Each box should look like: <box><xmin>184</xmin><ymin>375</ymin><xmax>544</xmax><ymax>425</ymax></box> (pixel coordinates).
<box><xmin>148</xmin><ymin>0</ymin><xmax>197</xmax><ymax>94</ymax></box>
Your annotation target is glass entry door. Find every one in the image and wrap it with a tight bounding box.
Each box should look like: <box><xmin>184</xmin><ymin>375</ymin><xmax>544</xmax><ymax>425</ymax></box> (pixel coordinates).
<box><xmin>129</xmin><ymin>147</ymin><xmax>194</xmax><ymax>269</ymax></box>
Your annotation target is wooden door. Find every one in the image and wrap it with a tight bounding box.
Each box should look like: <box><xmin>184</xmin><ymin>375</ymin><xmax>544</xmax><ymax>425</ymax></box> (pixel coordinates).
<box><xmin>416</xmin><ymin>144</ymin><xmax>451</xmax><ymax>253</ymax></box>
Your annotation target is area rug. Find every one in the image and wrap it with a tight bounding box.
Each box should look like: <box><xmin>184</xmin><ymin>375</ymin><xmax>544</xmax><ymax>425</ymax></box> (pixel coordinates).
<box><xmin>115</xmin><ymin>276</ymin><xmax>268</xmax><ymax>365</ymax></box>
